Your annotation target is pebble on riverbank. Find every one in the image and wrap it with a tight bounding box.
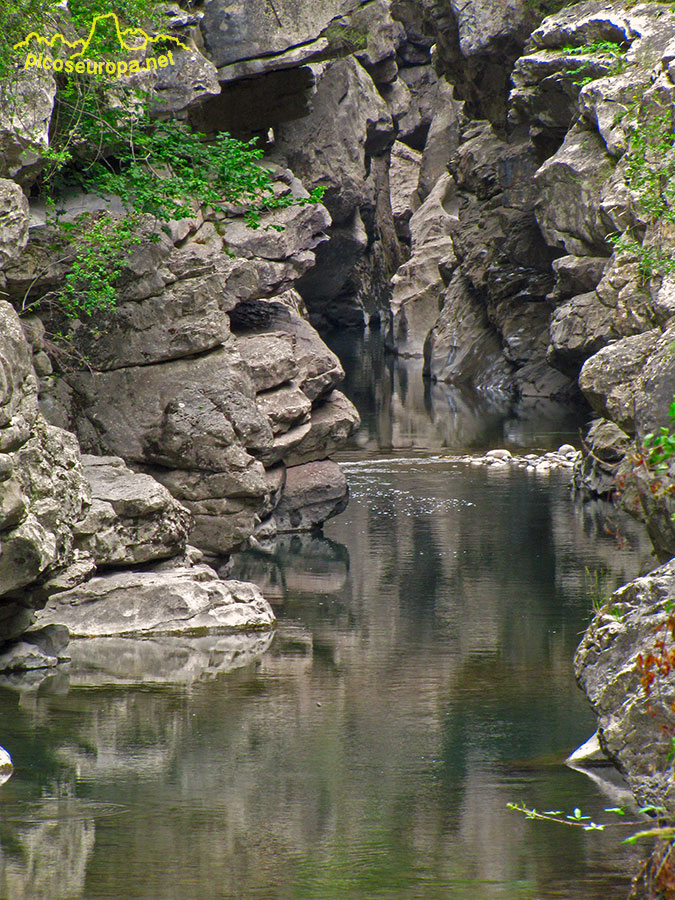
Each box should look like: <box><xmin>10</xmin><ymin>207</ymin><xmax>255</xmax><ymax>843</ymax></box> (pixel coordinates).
<box><xmin>444</xmin><ymin>445</ymin><xmax>581</xmax><ymax>473</ymax></box>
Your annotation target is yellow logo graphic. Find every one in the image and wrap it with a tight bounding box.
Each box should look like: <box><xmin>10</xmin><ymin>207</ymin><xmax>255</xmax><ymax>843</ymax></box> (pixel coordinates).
<box><xmin>14</xmin><ymin>12</ymin><xmax>188</xmax><ymax>78</ymax></box>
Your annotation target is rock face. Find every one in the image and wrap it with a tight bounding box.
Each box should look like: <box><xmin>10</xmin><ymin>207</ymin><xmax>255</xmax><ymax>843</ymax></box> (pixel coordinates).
<box><xmin>275</xmin><ymin>55</ymin><xmax>399</xmax><ymax>326</ymax></box>
<box><xmin>0</xmin><ymin>69</ymin><xmax>56</xmax><ymax>183</ymax></box>
<box><xmin>0</xmin><ymin>302</ymin><xmax>91</xmax><ymax>638</ymax></box>
<box><xmin>200</xmin><ymin>0</ymin><xmax>367</xmax><ymax>78</ymax></box>
<box><xmin>9</xmin><ymin>185</ymin><xmax>359</xmax><ymax>556</ymax></box>
<box><xmin>387</xmin><ymin>114</ymin><xmax>572</xmax><ymax>400</ymax></box>
<box><xmin>575</xmin><ymin>562</ymin><xmax>675</xmax><ymax>816</ymax></box>
<box><xmin>77</xmin><ymin>456</ymin><xmax>193</xmax><ymax>567</ymax></box>
<box><xmin>0</xmin><ymin>303</ymin><xmax>277</xmax><ymax>664</ymax></box>
<box><xmin>402</xmin><ymin>0</ymin><xmax>537</xmax><ymax>128</ymax></box>
<box><xmin>521</xmin><ymin>3</ymin><xmax>675</xmax><ymax>505</ymax></box>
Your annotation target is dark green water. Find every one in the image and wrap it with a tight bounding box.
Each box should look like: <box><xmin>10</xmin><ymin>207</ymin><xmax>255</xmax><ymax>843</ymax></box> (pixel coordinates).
<box><xmin>0</xmin><ymin>337</ymin><xmax>656</xmax><ymax>899</ymax></box>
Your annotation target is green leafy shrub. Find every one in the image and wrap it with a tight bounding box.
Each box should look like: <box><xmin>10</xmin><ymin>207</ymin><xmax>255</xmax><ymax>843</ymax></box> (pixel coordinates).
<box><xmin>59</xmin><ymin>213</ymin><xmax>142</xmax><ymax>318</ymax></box>
<box><xmin>643</xmin><ymin>397</ymin><xmax>675</xmax><ymax>469</ymax></box>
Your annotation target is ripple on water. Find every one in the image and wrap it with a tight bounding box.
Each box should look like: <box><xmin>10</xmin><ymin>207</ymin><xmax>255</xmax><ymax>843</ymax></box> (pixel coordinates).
<box><xmin>340</xmin><ymin>456</ymin><xmax>476</xmax><ymax>515</ymax></box>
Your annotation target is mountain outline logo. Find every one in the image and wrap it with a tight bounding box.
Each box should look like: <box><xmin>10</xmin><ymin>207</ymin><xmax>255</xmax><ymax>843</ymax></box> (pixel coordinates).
<box><xmin>13</xmin><ymin>11</ymin><xmax>188</xmax><ymax>57</ymax></box>
<box><xmin>14</xmin><ymin>11</ymin><xmax>188</xmax><ymax>78</ymax></box>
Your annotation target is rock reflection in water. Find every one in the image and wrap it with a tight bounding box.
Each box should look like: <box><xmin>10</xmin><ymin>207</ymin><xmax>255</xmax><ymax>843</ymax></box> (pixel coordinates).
<box><xmin>326</xmin><ymin>328</ymin><xmax>585</xmax><ymax>454</ymax></box>
<box><xmin>0</xmin><ymin>458</ymin><xmax>654</xmax><ymax>900</ymax></box>
<box><xmin>230</xmin><ymin>533</ymin><xmax>349</xmax><ymax>603</ymax></box>
<box><xmin>0</xmin><ymin>799</ymin><xmax>97</xmax><ymax>900</ymax></box>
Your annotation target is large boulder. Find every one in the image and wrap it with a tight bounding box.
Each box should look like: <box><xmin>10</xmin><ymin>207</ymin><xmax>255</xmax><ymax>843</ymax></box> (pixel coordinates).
<box><xmin>575</xmin><ymin>561</ymin><xmax>675</xmax><ymax>816</ymax></box>
<box><xmin>0</xmin><ymin>69</ymin><xmax>55</xmax><ymax>183</ymax></box>
<box><xmin>573</xmin><ymin>417</ymin><xmax>632</xmax><ymax>499</ymax></box>
<box><xmin>35</xmin><ymin>564</ymin><xmax>275</xmax><ymax>636</ymax></box>
<box><xmin>0</xmin><ymin>180</ymin><xmax>29</xmax><ymax>271</ymax></box>
<box><xmin>76</xmin><ymin>455</ymin><xmax>193</xmax><ymax>567</ymax></box>
<box><xmin>633</xmin><ymin>323</ymin><xmax>675</xmax><ymax>443</ymax></box>
<box><xmin>200</xmin><ymin>0</ymin><xmax>365</xmax><ymax>76</ymax></box>
<box><xmin>534</xmin><ymin>123</ymin><xmax>619</xmax><ymax>257</ymax></box>
<box><xmin>579</xmin><ymin>330</ymin><xmax>661</xmax><ymax>433</ymax></box>
<box><xmin>264</xmin><ymin>460</ymin><xmax>349</xmax><ymax>534</ymax></box>
<box><xmin>547</xmin><ymin>291</ymin><xmax>617</xmax><ymax>377</ymax></box>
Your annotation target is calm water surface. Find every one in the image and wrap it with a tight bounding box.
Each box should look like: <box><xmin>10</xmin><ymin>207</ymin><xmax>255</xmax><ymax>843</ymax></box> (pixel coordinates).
<box><xmin>0</xmin><ymin>335</ymin><xmax>656</xmax><ymax>899</ymax></box>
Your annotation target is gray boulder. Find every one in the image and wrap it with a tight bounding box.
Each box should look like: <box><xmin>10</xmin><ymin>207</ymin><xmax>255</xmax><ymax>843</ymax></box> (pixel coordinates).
<box><xmin>634</xmin><ymin>323</ymin><xmax>675</xmax><ymax>443</ymax></box>
<box><xmin>199</xmin><ymin>0</ymin><xmax>366</xmax><ymax>75</ymax></box>
<box><xmin>267</xmin><ymin>460</ymin><xmax>349</xmax><ymax>533</ymax></box>
<box><xmin>549</xmin><ymin>255</ymin><xmax>608</xmax><ymax>302</ymax></box>
<box><xmin>256</xmin><ymin>385</ymin><xmax>312</xmax><ymax>435</ymax></box>
<box><xmin>77</xmin><ymin>455</ymin><xmax>193</xmax><ymax>567</ymax></box>
<box><xmin>548</xmin><ymin>291</ymin><xmax>617</xmax><ymax>376</ymax></box>
<box><xmin>274</xmin><ymin>391</ymin><xmax>361</xmax><ymax>468</ymax></box>
<box><xmin>573</xmin><ymin>418</ymin><xmax>632</xmax><ymax>499</ymax></box>
<box><xmin>534</xmin><ymin>123</ymin><xmax>617</xmax><ymax>257</ymax></box>
<box><xmin>0</xmin><ymin>69</ymin><xmax>55</xmax><ymax>183</ymax></box>
<box><xmin>35</xmin><ymin>564</ymin><xmax>275</xmax><ymax>636</ymax></box>
<box><xmin>0</xmin><ymin>180</ymin><xmax>29</xmax><ymax>271</ymax></box>
<box><xmin>579</xmin><ymin>330</ymin><xmax>661</xmax><ymax>434</ymax></box>
<box><xmin>66</xmin><ymin>342</ymin><xmax>272</xmax><ymax>469</ymax></box>
<box><xmin>575</xmin><ymin>561</ymin><xmax>675</xmax><ymax>816</ymax></box>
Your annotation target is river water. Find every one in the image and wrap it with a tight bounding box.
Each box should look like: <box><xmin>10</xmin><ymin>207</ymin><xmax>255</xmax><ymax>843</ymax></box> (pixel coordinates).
<box><xmin>0</xmin><ymin>332</ymin><xmax>656</xmax><ymax>899</ymax></box>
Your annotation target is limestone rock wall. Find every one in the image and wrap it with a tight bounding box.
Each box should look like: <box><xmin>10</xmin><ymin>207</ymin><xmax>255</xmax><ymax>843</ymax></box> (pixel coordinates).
<box><xmin>4</xmin><ymin>191</ymin><xmax>359</xmax><ymax>557</ymax></box>
<box><xmin>0</xmin><ymin>296</ymin><xmax>277</xmax><ymax>669</ymax></box>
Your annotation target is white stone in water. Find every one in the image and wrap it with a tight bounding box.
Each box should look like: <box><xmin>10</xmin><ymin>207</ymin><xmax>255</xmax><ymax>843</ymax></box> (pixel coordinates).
<box><xmin>0</xmin><ymin>746</ymin><xmax>12</xmax><ymax>785</ymax></box>
<box><xmin>566</xmin><ymin>732</ymin><xmax>606</xmax><ymax>766</ymax></box>
<box><xmin>486</xmin><ymin>449</ymin><xmax>512</xmax><ymax>460</ymax></box>
<box><xmin>558</xmin><ymin>444</ymin><xmax>576</xmax><ymax>456</ymax></box>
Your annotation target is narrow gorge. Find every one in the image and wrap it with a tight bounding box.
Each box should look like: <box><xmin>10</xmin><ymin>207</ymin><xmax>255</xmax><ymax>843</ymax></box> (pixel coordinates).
<box><xmin>2</xmin><ymin>0</ymin><xmax>675</xmax><ymax>897</ymax></box>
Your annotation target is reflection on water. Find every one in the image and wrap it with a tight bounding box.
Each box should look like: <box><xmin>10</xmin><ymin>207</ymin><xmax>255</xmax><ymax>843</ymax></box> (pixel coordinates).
<box><xmin>325</xmin><ymin>329</ymin><xmax>586</xmax><ymax>455</ymax></box>
<box><xmin>0</xmin><ymin>455</ymin><xmax>653</xmax><ymax>899</ymax></box>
